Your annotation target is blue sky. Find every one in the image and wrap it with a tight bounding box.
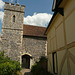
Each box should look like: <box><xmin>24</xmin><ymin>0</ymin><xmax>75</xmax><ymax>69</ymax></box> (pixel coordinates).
<box><xmin>0</xmin><ymin>0</ymin><xmax>53</xmax><ymax>36</ymax></box>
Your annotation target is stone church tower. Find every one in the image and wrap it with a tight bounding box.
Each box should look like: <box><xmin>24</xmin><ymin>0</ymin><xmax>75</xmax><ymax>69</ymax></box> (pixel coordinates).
<box><xmin>1</xmin><ymin>2</ymin><xmax>25</xmax><ymax>61</ymax></box>
<box><xmin>1</xmin><ymin>2</ymin><xmax>47</xmax><ymax>69</ymax></box>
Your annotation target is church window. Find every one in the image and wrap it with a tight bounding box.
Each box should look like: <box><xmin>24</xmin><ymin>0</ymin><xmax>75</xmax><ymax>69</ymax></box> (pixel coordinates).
<box><xmin>13</xmin><ymin>15</ymin><xmax>15</xmax><ymax>22</ymax></box>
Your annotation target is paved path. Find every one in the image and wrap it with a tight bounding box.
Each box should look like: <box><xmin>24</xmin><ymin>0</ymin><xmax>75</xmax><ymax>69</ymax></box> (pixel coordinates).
<box><xmin>21</xmin><ymin>69</ymin><xmax>33</xmax><ymax>75</ymax></box>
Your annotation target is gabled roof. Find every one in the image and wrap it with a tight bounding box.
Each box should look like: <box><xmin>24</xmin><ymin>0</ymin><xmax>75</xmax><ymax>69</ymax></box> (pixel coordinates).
<box><xmin>23</xmin><ymin>24</ymin><xmax>47</xmax><ymax>38</ymax></box>
<box><xmin>45</xmin><ymin>0</ymin><xmax>65</xmax><ymax>34</ymax></box>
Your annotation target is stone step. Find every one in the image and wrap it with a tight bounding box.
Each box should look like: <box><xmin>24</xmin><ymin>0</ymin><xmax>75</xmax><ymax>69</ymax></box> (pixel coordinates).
<box><xmin>21</xmin><ymin>69</ymin><xmax>32</xmax><ymax>75</ymax></box>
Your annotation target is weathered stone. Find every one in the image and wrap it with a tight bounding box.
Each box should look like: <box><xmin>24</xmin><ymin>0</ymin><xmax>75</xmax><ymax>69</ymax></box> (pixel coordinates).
<box><xmin>0</xmin><ymin>2</ymin><xmax>47</xmax><ymax>68</ymax></box>
<box><xmin>22</xmin><ymin>36</ymin><xmax>47</xmax><ymax>62</ymax></box>
<box><xmin>1</xmin><ymin>2</ymin><xmax>24</xmax><ymax>60</ymax></box>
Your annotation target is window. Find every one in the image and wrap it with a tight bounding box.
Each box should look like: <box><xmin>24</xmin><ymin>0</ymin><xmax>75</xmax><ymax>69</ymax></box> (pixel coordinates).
<box><xmin>52</xmin><ymin>52</ymin><xmax>58</xmax><ymax>74</ymax></box>
<box><xmin>13</xmin><ymin>15</ymin><xmax>15</xmax><ymax>22</ymax></box>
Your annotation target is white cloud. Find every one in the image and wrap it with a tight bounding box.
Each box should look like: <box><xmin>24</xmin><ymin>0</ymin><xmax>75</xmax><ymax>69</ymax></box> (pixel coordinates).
<box><xmin>0</xmin><ymin>0</ymin><xmax>5</xmax><ymax>9</ymax></box>
<box><xmin>0</xmin><ymin>11</ymin><xmax>4</xmax><ymax>23</ymax></box>
<box><xmin>24</xmin><ymin>13</ymin><xmax>52</xmax><ymax>27</ymax></box>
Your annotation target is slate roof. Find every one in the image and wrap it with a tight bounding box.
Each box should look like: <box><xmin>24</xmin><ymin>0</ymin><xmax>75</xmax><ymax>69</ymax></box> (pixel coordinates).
<box><xmin>23</xmin><ymin>24</ymin><xmax>47</xmax><ymax>37</ymax></box>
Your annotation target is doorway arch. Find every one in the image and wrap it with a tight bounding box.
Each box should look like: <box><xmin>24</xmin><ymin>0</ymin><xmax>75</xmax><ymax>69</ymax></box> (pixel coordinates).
<box><xmin>22</xmin><ymin>54</ymin><xmax>31</xmax><ymax>69</ymax></box>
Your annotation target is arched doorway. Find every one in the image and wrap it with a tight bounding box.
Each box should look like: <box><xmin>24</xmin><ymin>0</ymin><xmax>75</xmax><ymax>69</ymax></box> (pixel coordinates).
<box><xmin>22</xmin><ymin>54</ymin><xmax>31</xmax><ymax>69</ymax></box>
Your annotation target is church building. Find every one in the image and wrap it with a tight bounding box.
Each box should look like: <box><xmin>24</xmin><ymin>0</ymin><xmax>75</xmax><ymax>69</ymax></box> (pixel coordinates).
<box><xmin>0</xmin><ymin>2</ymin><xmax>47</xmax><ymax>69</ymax></box>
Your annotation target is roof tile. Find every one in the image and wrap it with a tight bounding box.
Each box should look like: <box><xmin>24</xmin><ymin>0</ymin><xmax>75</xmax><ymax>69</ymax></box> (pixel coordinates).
<box><xmin>23</xmin><ymin>24</ymin><xmax>47</xmax><ymax>37</ymax></box>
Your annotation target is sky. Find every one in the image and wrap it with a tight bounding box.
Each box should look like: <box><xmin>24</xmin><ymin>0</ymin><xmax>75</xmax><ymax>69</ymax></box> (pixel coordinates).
<box><xmin>0</xmin><ymin>0</ymin><xmax>53</xmax><ymax>36</ymax></box>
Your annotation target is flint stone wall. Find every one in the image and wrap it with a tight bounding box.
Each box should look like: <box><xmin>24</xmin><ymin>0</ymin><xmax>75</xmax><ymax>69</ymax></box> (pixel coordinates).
<box><xmin>1</xmin><ymin>29</ymin><xmax>23</xmax><ymax>61</ymax></box>
<box><xmin>1</xmin><ymin>2</ymin><xmax>25</xmax><ymax>61</ymax></box>
<box><xmin>0</xmin><ymin>2</ymin><xmax>47</xmax><ymax>64</ymax></box>
<box><xmin>22</xmin><ymin>36</ymin><xmax>47</xmax><ymax>62</ymax></box>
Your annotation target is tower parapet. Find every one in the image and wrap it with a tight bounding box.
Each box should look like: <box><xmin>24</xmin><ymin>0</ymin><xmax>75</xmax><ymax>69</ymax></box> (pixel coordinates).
<box><xmin>4</xmin><ymin>2</ymin><xmax>25</xmax><ymax>13</ymax></box>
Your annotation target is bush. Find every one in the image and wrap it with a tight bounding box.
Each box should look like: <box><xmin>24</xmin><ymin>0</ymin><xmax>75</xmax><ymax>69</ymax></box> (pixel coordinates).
<box><xmin>39</xmin><ymin>56</ymin><xmax>47</xmax><ymax>63</ymax></box>
<box><xmin>0</xmin><ymin>62</ymin><xmax>15</xmax><ymax>75</ymax></box>
<box><xmin>31</xmin><ymin>56</ymin><xmax>53</xmax><ymax>75</ymax></box>
<box><xmin>0</xmin><ymin>51</ymin><xmax>21</xmax><ymax>75</ymax></box>
<box><xmin>31</xmin><ymin>64</ymin><xmax>47</xmax><ymax>75</ymax></box>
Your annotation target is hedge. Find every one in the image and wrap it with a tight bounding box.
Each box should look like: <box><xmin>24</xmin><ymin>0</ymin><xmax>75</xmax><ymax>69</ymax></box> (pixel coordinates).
<box><xmin>0</xmin><ymin>51</ymin><xmax>21</xmax><ymax>75</ymax></box>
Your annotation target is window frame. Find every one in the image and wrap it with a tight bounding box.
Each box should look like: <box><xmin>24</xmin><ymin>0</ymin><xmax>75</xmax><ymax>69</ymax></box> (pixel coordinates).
<box><xmin>52</xmin><ymin>52</ymin><xmax>58</xmax><ymax>74</ymax></box>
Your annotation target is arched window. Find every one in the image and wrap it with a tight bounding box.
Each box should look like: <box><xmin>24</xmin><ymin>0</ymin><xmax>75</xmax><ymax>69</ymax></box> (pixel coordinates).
<box><xmin>13</xmin><ymin>15</ymin><xmax>15</xmax><ymax>22</ymax></box>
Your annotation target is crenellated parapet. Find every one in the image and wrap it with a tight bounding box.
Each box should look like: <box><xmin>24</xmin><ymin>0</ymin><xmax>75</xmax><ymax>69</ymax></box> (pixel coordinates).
<box><xmin>4</xmin><ymin>2</ymin><xmax>25</xmax><ymax>13</ymax></box>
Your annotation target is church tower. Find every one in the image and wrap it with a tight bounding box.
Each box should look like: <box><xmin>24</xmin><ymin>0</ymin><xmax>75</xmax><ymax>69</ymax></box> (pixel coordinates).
<box><xmin>1</xmin><ymin>2</ymin><xmax>25</xmax><ymax>61</ymax></box>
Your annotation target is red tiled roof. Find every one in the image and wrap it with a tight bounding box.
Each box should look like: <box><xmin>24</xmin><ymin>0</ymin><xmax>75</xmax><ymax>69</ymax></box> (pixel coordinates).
<box><xmin>23</xmin><ymin>24</ymin><xmax>47</xmax><ymax>37</ymax></box>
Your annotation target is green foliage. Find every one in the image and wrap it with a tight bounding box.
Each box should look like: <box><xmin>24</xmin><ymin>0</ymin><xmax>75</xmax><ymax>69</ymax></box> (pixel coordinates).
<box><xmin>16</xmin><ymin>71</ymin><xmax>22</xmax><ymax>75</ymax></box>
<box><xmin>0</xmin><ymin>51</ymin><xmax>21</xmax><ymax>75</ymax></box>
<box><xmin>0</xmin><ymin>50</ymin><xmax>4</xmax><ymax>56</ymax></box>
<box><xmin>0</xmin><ymin>62</ymin><xmax>15</xmax><ymax>75</ymax></box>
<box><xmin>39</xmin><ymin>56</ymin><xmax>47</xmax><ymax>63</ymax></box>
<box><xmin>31</xmin><ymin>64</ymin><xmax>47</xmax><ymax>75</ymax></box>
<box><xmin>31</xmin><ymin>56</ymin><xmax>53</xmax><ymax>75</ymax></box>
